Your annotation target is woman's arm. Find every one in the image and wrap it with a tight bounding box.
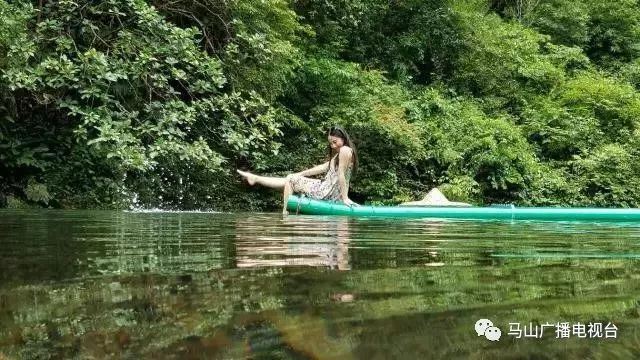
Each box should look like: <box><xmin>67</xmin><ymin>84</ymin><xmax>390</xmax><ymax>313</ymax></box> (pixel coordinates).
<box><xmin>297</xmin><ymin>161</ymin><xmax>329</xmax><ymax>177</ymax></box>
<box><xmin>337</xmin><ymin>147</ymin><xmax>357</xmax><ymax>205</ymax></box>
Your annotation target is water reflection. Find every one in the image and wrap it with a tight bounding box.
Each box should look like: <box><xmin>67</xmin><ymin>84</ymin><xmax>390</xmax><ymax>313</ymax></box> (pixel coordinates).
<box><xmin>235</xmin><ymin>216</ymin><xmax>351</xmax><ymax>270</ymax></box>
<box><xmin>1</xmin><ymin>210</ymin><xmax>640</xmax><ymax>359</ymax></box>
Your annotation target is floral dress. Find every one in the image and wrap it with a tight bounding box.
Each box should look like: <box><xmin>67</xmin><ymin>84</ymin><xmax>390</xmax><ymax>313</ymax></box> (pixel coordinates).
<box><xmin>289</xmin><ymin>154</ymin><xmax>353</xmax><ymax>201</ymax></box>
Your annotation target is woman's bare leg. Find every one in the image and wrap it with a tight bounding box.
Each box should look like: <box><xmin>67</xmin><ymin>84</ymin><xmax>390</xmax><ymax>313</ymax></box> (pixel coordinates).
<box><xmin>282</xmin><ymin>175</ymin><xmax>293</xmax><ymax>215</ymax></box>
<box><xmin>238</xmin><ymin>170</ymin><xmax>295</xmax><ymax>214</ymax></box>
<box><xmin>237</xmin><ymin>170</ymin><xmax>288</xmax><ymax>189</ymax></box>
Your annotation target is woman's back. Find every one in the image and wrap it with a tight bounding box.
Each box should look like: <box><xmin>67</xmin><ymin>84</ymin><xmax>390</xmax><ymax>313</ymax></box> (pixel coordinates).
<box><xmin>319</xmin><ymin>152</ymin><xmax>353</xmax><ymax>201</ymax></box>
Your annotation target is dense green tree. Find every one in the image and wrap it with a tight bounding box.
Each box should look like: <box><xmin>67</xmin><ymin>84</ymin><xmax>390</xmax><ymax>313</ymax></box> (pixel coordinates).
<box><xmin>1</xmin><ymin>0</ymin><xmax>639</xmax><ymax>209</ymax></box>
<box><xmin>294</xmin><ymin>0</ymin><xmax>467</xmax><ymax>83</ymax></box>
<box><xmin>0</xmin><ymin>0</ymin><xmax>287</xmax><ymax>209</ymax></box>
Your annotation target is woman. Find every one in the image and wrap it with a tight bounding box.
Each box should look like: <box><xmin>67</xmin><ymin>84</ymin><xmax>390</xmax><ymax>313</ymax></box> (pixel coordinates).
<box><xmin>237</xmin><ymin>126</ymin><xmax>359</xmax><ymax>215</ymax></box>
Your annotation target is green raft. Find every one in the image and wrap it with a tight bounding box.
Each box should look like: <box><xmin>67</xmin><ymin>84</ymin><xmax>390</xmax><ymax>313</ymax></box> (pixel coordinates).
<box><xmin>286</xmin><ymin>195</ymin><xmax>640</xmax><ymax>222</ymax></box>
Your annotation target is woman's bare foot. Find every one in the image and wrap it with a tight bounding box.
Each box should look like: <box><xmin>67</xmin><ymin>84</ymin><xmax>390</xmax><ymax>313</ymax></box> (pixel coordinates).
<box><xmin>236</xmin><ymin>169</ymin><xmax>256</xmax><ymax>186</ymax></box>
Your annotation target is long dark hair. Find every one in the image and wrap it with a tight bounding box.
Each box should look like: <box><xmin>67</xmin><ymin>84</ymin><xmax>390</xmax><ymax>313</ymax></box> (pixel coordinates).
<box><xmin>327</xmin><ymin>125</ymin><xmax>358</xmax><ymax>173</ymax></box>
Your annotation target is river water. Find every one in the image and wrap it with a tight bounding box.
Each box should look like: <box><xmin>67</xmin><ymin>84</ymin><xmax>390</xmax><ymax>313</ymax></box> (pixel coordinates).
<box><xmin>1</xmin><ymin>210</ymin><xmax>639</xmax><ymax>359</ymax></box>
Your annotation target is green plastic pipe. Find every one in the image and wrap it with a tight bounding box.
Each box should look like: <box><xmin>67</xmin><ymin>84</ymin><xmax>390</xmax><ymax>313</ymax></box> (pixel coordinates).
<box><xmin>286</xmin><ymin>195</ymin><xmax>640</xmax><ymax>222</ymax></box>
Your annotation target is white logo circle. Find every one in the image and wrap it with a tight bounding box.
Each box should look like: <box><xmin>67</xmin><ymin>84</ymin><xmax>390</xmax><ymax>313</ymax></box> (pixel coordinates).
<box><xmin>475</xmin><ymin>318</ymin><xmax>493</xmax><ymax>336</ymax></box>
<box><xmin>484</xmin><ymin>326</ymin><xmax>501</xmax><ymax>341</ymax></box>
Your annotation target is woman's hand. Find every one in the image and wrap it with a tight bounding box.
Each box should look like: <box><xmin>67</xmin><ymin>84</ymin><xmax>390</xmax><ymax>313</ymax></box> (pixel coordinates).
<box><xmin>342</xmin><ymin>198</ymin><xmax>359</xmax><ymax>207</ymax></box>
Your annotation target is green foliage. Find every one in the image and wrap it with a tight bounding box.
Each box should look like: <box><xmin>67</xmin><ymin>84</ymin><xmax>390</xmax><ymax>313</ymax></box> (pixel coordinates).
<box><xmin>572</xmin><ymin>144</ymin><xmax>640</xmax><ymax>207</ymax></box>
<box><xmin>1</xmin><ymin>0</ymin><xmax>640</xmax><ymax>209</ymax></box>
<box><xmin>585</xmin><ymin>0</ymin><xmax>640</xmax><ymax>66</ymax></box>
<box><xmin>560</xmin><ymin>71</ymin><xmax>640</xmax><ymax>143</ymax></box>
<box><xmin>617</xmin><ymin>58</ymin><xmax>640</xmax><ymax>90</ymax></box>
<box><xmin>409</xmin><ymin>89</ymin><xmax>542</xmax><ymax>203</ymax></box>
<box><xmin>439</xmin><ymin>176</ymin><xmax>482</xmax><ymax>204</ymax></box>
<box><xmin>3</xmin><ymin>0</ymin><xmax>227</xmax><ymax>172</ymax></box>
<box><xmin>492</xmin><ymin>0</ymin><xmax>640</xmax><ymax>67</ymax></box>
<box><xmin>6</xmin><ymin>195</ymin><xmax>33</xmax><ymax>209</ymax></box>
<box><xmin>450</xmin><ymin>3</ymin><xmax>587</xmax><ymax>112</ymax></box>
<box><xmin>523</xmin><ymin>71</ymin><xmax>640</xmax><ymax>158</ymax></box>
<box><xmin>1</xmin><ymin>0</ymin><xmax>284</xmax><ymax>209</ymax></box>
<box><xmin>222</xmin><ymin>0</ymin><xmax>306</xmax><ymax>101</ymax></box>
<box><xmin>295</xmin><ymin>0</ymin><xmax>466</xmax><ymax>83</ymax></box>
<box><xmin>521</xmin><ymin>96</ymin><xmax>595</xmax><ymax>161</ymax></box>
<box><xmin>525</xmin><ymin>0</ymin><xmax>590</xmax><ymax>47</ymax></box>
<box><xmin>24</xmin><ymin>178</ymin><xmax>52</xmax><ymax>205</ymax></box>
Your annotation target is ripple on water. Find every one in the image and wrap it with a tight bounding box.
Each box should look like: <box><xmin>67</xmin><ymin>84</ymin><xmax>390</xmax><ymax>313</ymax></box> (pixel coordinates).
<box><xmin>1</xmin><ymin>210</ymin><xmax>640</xmax><ymax>358</ymax></box>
